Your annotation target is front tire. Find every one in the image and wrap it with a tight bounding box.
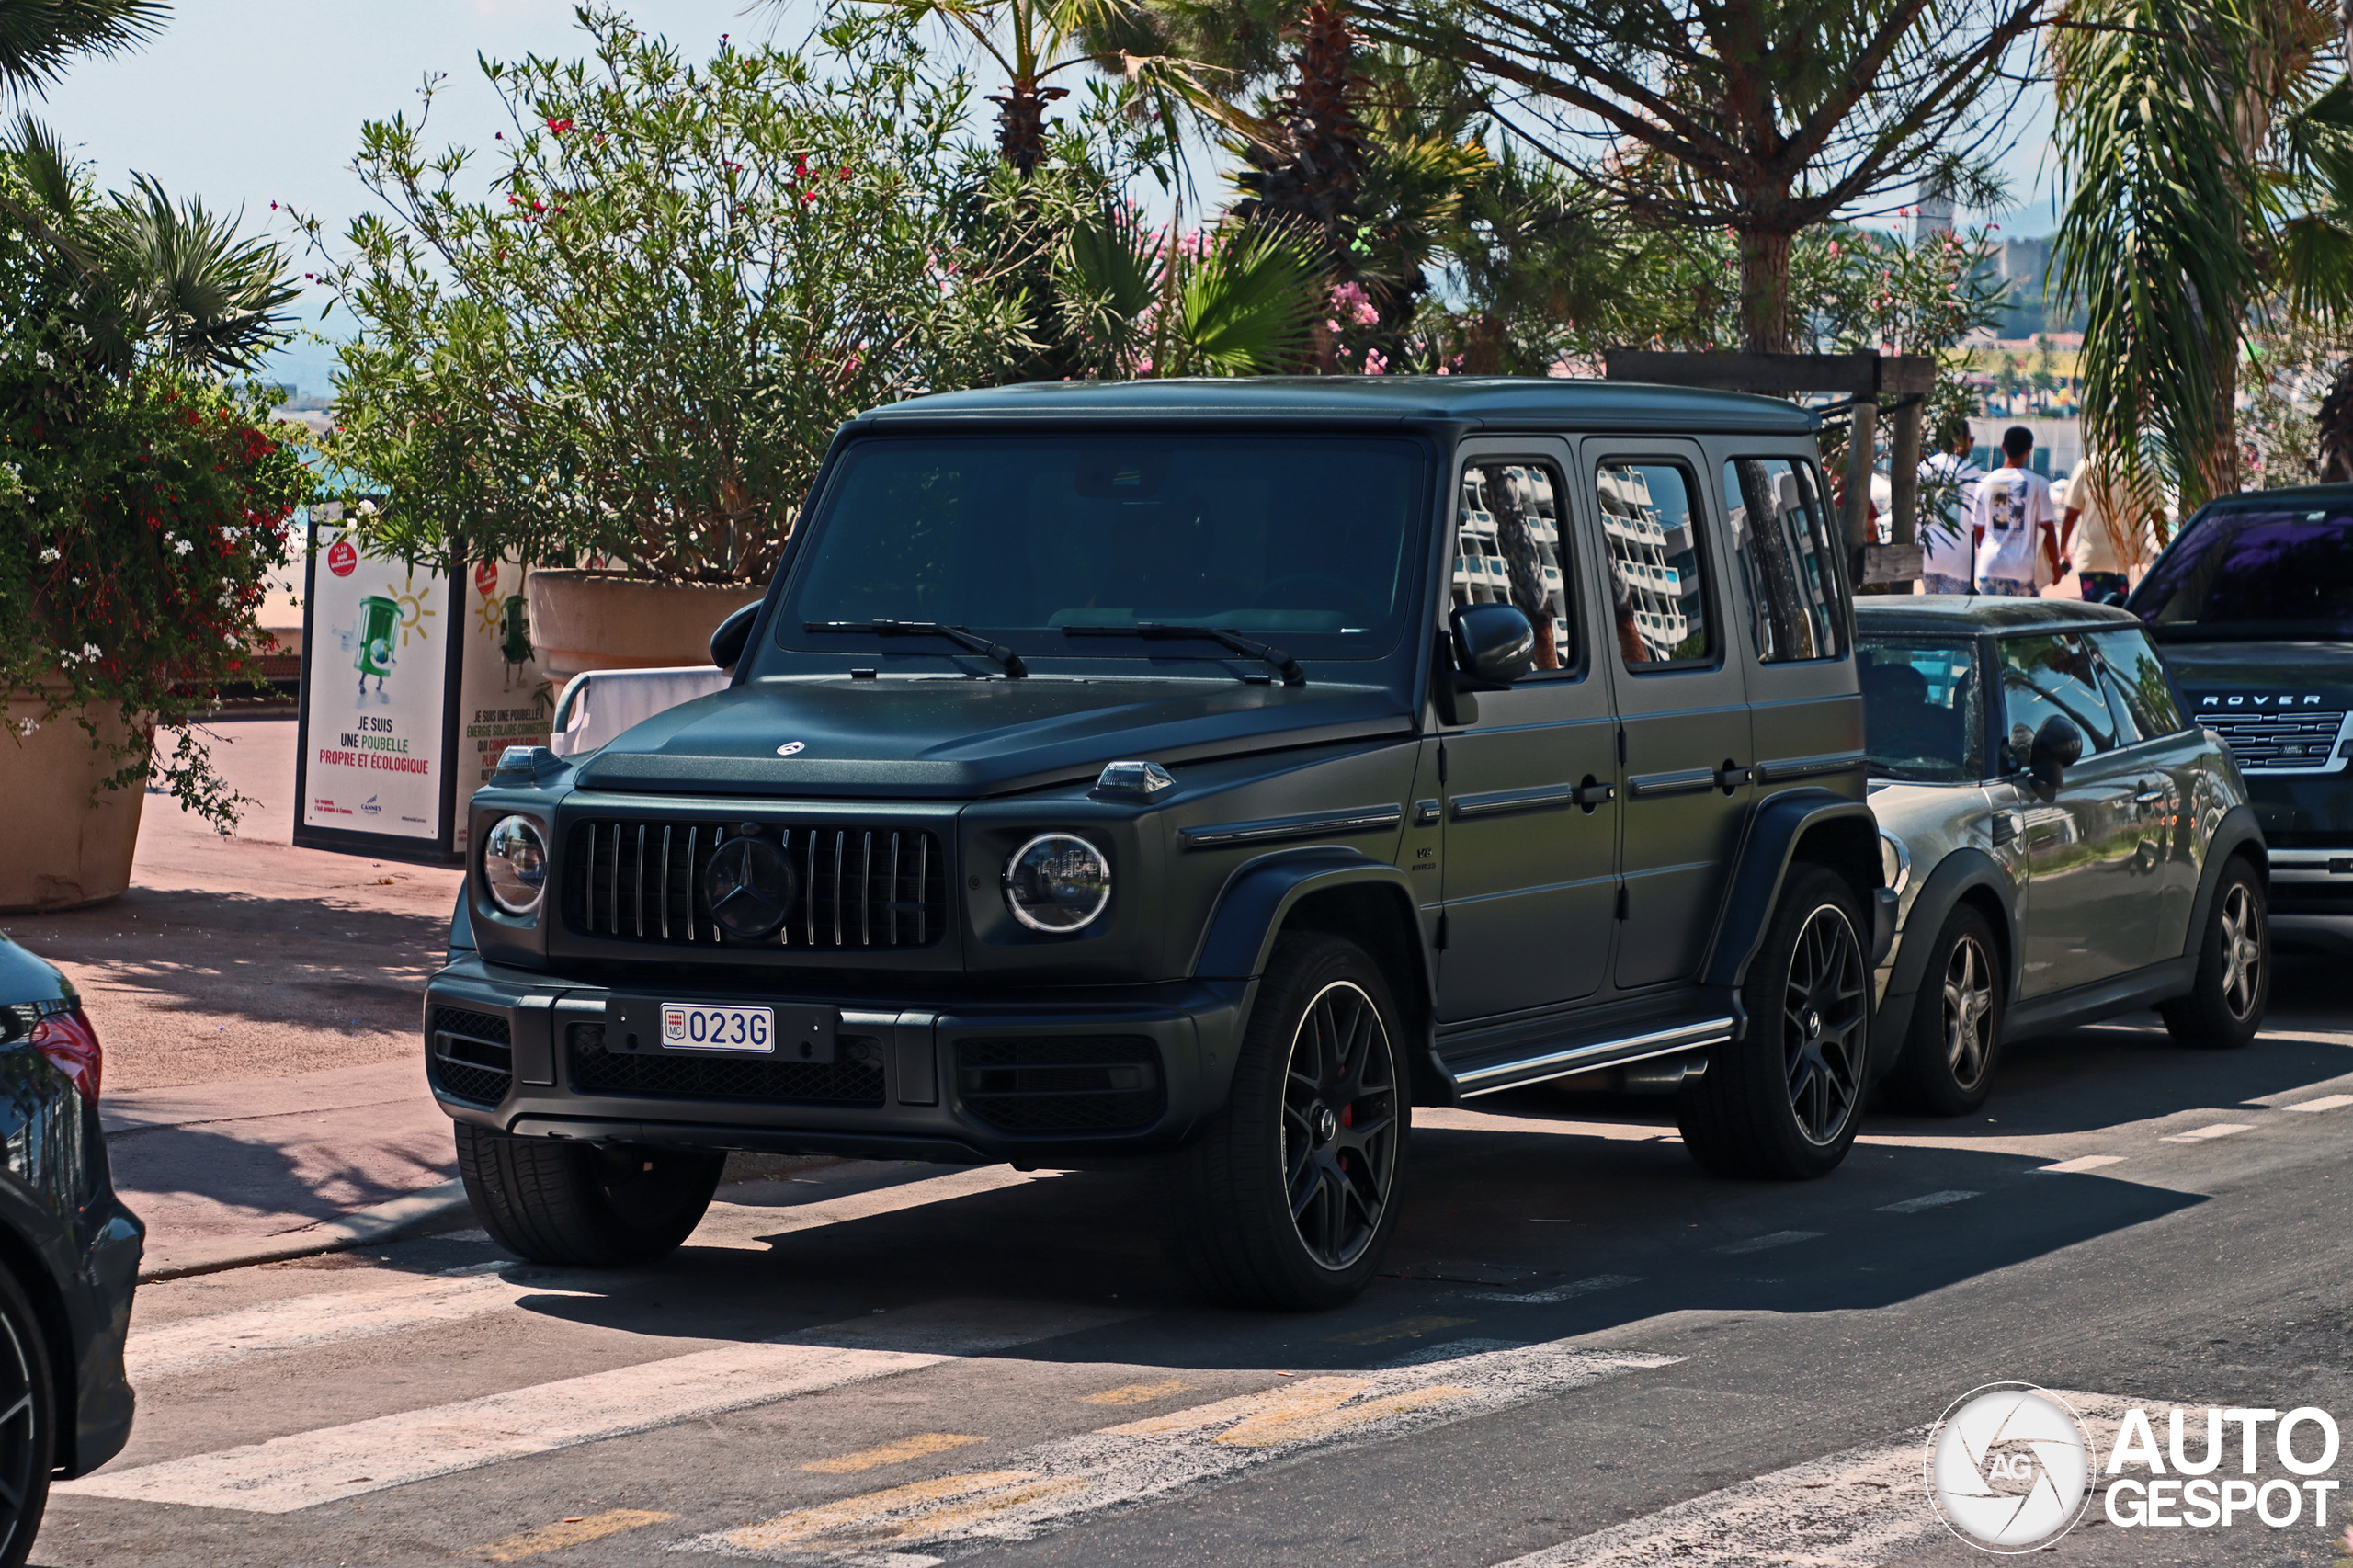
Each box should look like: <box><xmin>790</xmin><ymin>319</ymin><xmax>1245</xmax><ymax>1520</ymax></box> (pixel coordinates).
<box><xmin>1678</xmin><ymin>864</ymin><xmax>1870</xmax><ymax>1178</ymax></box>
<box><xmin>0</xmin><ymin>1267</ymin><xmax>52</xmax><ymax>1568</ymax></box>
<box><xmin>1169</xmin><ymin>934</ymin><xmax>1409</xmax><ymax>1311</ymax></box>
<box><xmin>2160</xmin><ymin>858</ymin><xmax>2269</xmax><ymax>1051</ymax></box>
<box><xmin>457</xmin><ymin>1121</ymin><xmax>724</xmax><ymax>1267</ymax></box>
<box><xmin>1884</xmin><ymin>903</ymin><xmax>2004</xmax><ymax>1116</ymax></box>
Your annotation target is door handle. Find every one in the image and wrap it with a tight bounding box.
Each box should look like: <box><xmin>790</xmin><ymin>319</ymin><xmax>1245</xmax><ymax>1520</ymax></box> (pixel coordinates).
<box><xmin>1713</xmin><ymin>764</ymin><xmax>1754</xmax><ymax>790</ymax></box>
<box><xmin>2131</xmin><ymin>784</ymin><xmax>2166</xmax><ymax>805</ymax></box>
<box><xmin>1574</xmin><ymin>781</ymin><xmax>1617</xmax><ymax>808</ymax></box>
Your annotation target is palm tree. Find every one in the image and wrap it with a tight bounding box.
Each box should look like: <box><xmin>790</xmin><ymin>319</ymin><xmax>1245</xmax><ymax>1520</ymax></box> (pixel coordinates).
<box><xmin>1052</xmin><ymin>199</ymin><xmax>1324</xmax><ymax>373</ymax></box>
<box><xmin>0</xmin><ymin>0</ymin><xmax>165</xmax><ymax>97</ymax></box>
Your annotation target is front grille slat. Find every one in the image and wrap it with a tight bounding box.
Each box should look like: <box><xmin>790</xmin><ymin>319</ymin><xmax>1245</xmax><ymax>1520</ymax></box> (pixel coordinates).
<box><xmin>2205</xmin><ymin>710</ymin><xmax>2347</xmax><ymax>770</ymax></box>
<box><xmin>563</xmin><ymin>818</ymin><xmax>948</xmax><ymax>951</ymax></box>
<box><xmin>430</xmin><ymin>1006</ymin><xmax>514</xmax><ymax>1107</ymax></box>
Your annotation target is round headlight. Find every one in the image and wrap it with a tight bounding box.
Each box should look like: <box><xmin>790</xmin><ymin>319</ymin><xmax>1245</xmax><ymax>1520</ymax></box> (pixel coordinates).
<box><xmin>1879</xmin><ymin>830</ymin><xmax>1911</xmax><ymax>898</ymax></box>
<box><xmin>483</xmin><ymin>815</ymin><xmax>549</xmax><ymax>917</ymax></box>
<box><xmin>1002</xmin><ymin>834</ymin><xmax>1111</xmax><ymax>933</ymax></box>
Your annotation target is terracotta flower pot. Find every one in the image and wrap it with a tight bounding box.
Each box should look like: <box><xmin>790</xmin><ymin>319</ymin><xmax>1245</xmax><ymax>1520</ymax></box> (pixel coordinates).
<box><xmin>0</xmin><ymin>692</ymin><xmax>147</xmax><ymax>913</ymax></box>
<box><xmin>524</xmin><ymin>570</ymin><xmax>765</xmax><ymax>683</ymax></box>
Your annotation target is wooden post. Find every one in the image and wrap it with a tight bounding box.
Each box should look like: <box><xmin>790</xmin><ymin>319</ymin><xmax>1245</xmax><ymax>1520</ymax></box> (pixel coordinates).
<box><xmin>1888</xmin><ymin>397</ymin><xmax>1924</xmax><ymax>546</ymax></box>
<box><xmin>1843</xmin><ymin>395</ymin><xmax>1879</xmax><ymax>550</ymax></box>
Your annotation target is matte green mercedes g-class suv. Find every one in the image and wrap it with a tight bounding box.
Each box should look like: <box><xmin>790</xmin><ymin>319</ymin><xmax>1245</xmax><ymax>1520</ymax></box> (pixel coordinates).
<box><xmin>427</xmin><ymin>378</ymin><xmax>1891</xmax><ymax>1309</ymax></box>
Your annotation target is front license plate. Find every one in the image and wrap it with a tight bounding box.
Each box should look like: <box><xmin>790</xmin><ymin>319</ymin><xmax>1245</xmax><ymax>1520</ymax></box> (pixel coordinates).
<box><xmin>659</xmin><ymin>1004</ymin><xmax>773</xmax><ymax>1053</ymax></box>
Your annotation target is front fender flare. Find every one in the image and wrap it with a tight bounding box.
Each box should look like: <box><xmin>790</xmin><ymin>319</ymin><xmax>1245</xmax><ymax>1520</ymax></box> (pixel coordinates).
<box><xmin>2182</xmin><ymin>802</ymin><xmax>2268</xmax><ymax>958</ymax></box>
<box><xmin>1869</xmin><ymin>846</ymin><xmax>2020</xmax><ymax>1084</ymax></box>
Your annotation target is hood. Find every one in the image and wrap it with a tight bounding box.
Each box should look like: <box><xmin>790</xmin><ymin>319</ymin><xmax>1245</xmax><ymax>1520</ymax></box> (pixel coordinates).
<box><xmin>573</xmin><ymin>676</ymin><xmax>1415</xmax><ymax>798</ymax></box>
<box><xmin>2154</xmin><ymin>639</ymin><xmax>2353</xmax><ymax>714</ymax></box>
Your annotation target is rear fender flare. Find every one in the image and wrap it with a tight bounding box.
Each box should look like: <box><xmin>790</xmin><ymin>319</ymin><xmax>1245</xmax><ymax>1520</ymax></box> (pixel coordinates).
<box><xmin>1701</xmin><ymin>790</ymin><xmax>1883</xmax><ymax>995</ymax></box>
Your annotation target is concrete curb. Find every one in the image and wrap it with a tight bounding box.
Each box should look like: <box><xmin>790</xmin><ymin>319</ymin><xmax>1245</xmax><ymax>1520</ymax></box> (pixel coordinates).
<box><xmin>137</xmin><ymin>1178</ymin><xmax>474</xmax><ymax>1284</ymax></box>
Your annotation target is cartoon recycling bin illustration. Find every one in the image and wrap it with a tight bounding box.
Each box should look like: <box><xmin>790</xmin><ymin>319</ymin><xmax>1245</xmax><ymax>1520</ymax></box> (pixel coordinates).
<box><xmin>355</xmin><ymin>594</ymin><xmax>399</xmax><ymax>697</ymax></box>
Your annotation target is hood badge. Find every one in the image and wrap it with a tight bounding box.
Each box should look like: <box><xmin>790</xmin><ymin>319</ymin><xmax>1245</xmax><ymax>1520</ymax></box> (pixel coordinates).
<box><xmin>776</xmin><ymin>741</ymin><xmax>807</xmax><ymax>756</ymax></box>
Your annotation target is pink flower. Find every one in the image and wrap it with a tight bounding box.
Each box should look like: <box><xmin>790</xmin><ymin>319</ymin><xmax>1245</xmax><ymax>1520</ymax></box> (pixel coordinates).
<box><xmin>1827</xmin><ymin>241</ymin><xmax>1841</xmax><ymax>259</ymax></box>
<box><xmin>1363</xmin><ymin>348</ymin><xmax>1389</xmax><ymax>375</ymax></box>
<box><xmin>1329</xmin><ymin>281</ymin><xmax>1378</xmax><ymax>327</ymax></box>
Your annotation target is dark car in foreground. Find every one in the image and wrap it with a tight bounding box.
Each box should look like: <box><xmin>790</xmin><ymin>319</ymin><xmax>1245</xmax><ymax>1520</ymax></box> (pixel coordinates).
<box><xmin>2128</xmin><ymin>486</ymin><xmax>2353</xmax><ymax>956</ymax></box>
<box><xmin>1860</xmin><ymin>598</ymin><xmax>2269</xmax><ymax>1115</ymax></box>
<box><xmin>0</xmin><ymin>934</ymin><xmax>142</xmax><ymax>1565</ymax></box>
<box><xmin>428</xmin><ymin>377</ymin><xmax>1896</xmax><ymax>1309</ymax></box>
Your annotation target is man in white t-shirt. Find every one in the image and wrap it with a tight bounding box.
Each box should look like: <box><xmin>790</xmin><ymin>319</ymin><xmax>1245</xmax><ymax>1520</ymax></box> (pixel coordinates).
<box><xmin>1917</xmin><ymin>415</ymin><xmax>1982</xmax><ymax>595</ymax></box>
<box><xmin>1971</xmin><ymin>426</ymin><xmax>2061</xmax><ymax>596</ymax></box>
<box><xmin>2061</xmin><ymin>452</ymin><xmax>2131</xmax><ymax>602</ymax></box>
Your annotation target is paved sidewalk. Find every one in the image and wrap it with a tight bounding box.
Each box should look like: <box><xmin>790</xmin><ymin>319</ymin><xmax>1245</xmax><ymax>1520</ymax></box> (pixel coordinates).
<box><xmin>0</xmin><ymin>710</ymin><xmax>470</xmax><ymax>1268</ymax></box>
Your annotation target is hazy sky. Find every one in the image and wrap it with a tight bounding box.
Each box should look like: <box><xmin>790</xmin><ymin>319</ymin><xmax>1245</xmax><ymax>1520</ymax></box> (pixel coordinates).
<box><xmin>32</xmin><ymin>0</ymin><xmax>2063</xmax><ymax>394</ymax></box>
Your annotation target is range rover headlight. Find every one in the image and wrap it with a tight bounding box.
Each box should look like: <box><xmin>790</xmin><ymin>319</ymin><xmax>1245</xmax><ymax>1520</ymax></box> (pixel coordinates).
<box><xmin>483</xmin><ymin>814</ymin><xmax>549</xmax><ymax>917</ymax></box>
<box><xmin>1002</xmin><ymin>834</ymin><xmax>1111</xmax><ymax>933</ymax></box>
<box><xmin>1879</xmin><ymin>830</ymin><xmax>1912</xmax><ymax>898</ymax></box>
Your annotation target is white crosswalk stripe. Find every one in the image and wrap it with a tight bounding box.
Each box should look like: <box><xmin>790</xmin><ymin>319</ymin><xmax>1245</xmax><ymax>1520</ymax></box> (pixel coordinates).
<box><xmin>680</xmin><ymin>1341</ymin><xmax>1679</xmax><ymax>1563</ymax></box>
<box><xmin>1483</xmin><ymin>1392</ymin><xmax>2148</xmax><ymax>1567</ymax></box>
<box><xmin>61</xmin><ymin>1300</ymin><xmax>1127</xmax><ymax>1515</ymax></box>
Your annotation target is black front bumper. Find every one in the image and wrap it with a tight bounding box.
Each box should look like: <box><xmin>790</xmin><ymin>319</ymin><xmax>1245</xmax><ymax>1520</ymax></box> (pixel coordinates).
<box><xmin>424</xmin><ymin>955</ymin><xmax>1253</xmax><ymax>1163</ymax></box>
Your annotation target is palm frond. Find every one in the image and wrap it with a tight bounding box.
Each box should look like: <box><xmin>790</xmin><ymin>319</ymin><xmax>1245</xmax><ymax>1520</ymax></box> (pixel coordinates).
<box><xmin>0</xmin><ymin>0</ymin><xmax>166</xmax><ymax>97</ymax></box>
<box><xmin>1176</xmin><ymin>221</ymin><xmax>1319</xmax><ymax>372</ymax></box>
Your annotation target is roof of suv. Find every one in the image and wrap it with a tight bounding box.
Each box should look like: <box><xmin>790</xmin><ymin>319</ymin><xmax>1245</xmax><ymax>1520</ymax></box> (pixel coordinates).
<box><xmin>1854</xmin><ymin>596</ymin><xmax>2143</xmax><ymax>635</ymax></box>
<box><xmin>862</xmin><ymin>377</ymin><xmax>1820</xmax><ymax>434</ymax></box>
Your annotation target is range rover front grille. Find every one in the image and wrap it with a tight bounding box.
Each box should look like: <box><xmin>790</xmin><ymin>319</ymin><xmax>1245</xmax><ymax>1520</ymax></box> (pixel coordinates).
<box><xmin>2202</xmin><ymin>710</ymin><xmax>2348</xmax><ymax>771</ymax></box>
<box><xmin>565</xmin><ymin>1024</ymin><xmax>887</xmax><ymax>1105</ymax></box>
<box><xmin>954</xmin><ymin>1036</ymin><xmax>1165</xmax><ymax>1136</ymax></box>
<box><xmin>562</xmin><ymin>820</ymin><xmax>948</xmax><ymax>949</ymax></box>
<box><xmin>431</xmin><ymin>1006</ymin><xmax>513</xmax><ymax>1107</ymax></box>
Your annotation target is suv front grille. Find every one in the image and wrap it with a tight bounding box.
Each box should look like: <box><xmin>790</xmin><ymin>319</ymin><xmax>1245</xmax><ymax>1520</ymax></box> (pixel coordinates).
<box><xmin>2202</xmin><ymin>710</ymin><xmax>2348</xmax><ymax>771</ymax></box>
<box><xmin>562</xmin><ymin>820</ymin><xmax>948</xmax><ymax>949</ymax></box>
<box><xmin>565</xmin><ymin>1024</ymin><xmax>887</xmax><ymax>1106</ymax></box>
<box><xmin>955</xmin><ymin>1036</ymin><xmax>1165</xmax><ymax>1136</ymax></box>
<box><xmin>431</xmin><ymin>1007</ymin><xmax>513</xmax><ymax>1107</ymax></box>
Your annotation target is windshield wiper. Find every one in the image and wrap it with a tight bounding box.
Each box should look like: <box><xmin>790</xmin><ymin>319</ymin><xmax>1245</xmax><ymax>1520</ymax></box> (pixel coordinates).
<box><xmin>803</xmin><ymin>620</ymin><xmax>1027</xmax><ymax>677</ymax></box>
<box><xmin>1063</xmin><ymin>623</ymin><xmax>1305</xmax><ymax>687</ymax></box>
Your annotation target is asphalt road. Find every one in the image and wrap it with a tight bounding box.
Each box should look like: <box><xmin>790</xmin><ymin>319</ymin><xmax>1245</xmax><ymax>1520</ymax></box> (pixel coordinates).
<box><xmin>39</xmin><ymin>958</ymin><xmax>2353</xmax><ymax>1568</ymax></box>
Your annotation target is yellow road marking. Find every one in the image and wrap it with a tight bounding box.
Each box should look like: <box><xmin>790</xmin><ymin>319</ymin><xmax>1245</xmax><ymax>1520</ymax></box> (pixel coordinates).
<box><xmin>1097</xmin><ymin>1377</ymin><xmax>1369</xmax><ymax>1437</ymax></box>
<box><xmin>889</xmin><ymin>1474</ymin><xmax>1092</xmax><ymax>1542</ymax></box>
<box><xmin>473</xmin><ymin>1508</ymin><xmax>675</xmax><ymax>1561</ymax></box>
<box><xmin>1079</xmin><ymin>1378</ymin><xmax>1196</xmax><ymax>1406</ymax></box>
<box><xmin>1216</xmin><ymin>1384</ymin><xmax>1472</xmax><ymax>1447</ymax></box>
<box><xmin>1325</xmin><ymin>1314</ymin><xmax>1473</xmax><ymax>1346</ymax></box>
<box><xmin>721</xmin><ymin>1471</ymin><xmax>1035</xmax><ymax>1552</ymax></box>
<box><xmin>801</xmin><ymin>1432</ymin><xmax>986</xmax><ymax>1473</ymax></box>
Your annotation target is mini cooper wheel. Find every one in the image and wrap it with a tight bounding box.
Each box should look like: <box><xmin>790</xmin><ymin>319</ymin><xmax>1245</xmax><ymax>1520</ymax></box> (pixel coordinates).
<box><xmin>1886</xmin><ymin>903</ymin><xmax>2005</xmax><ymax>1117</ymax></box>
<box><xmin>457</xmin><ymin>1121</ymin><xmax>725</xmax><ymax>1267</ymax></box>
<box><xmin>1170</xmin><ymin>934</ymin><xmax>1407</xmax><ymax>1310</ymax></box>
<box><xmin>0</xmin><ymin>1267</ymin><xmax>52</xmax><ymax>1568</ymax></box>
<box><xmin>1678</xmin><ymin>865</ymin><xmax>1869</xmax><ymax>1179</ymax></box>
<box><xmin>2161</xmin><ymin>858</ymin><xmax>2269</xmax><ymax>1051</ymax></box>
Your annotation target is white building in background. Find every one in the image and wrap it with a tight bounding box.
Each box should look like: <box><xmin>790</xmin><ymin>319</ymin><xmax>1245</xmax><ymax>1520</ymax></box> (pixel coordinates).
<box><xmin>1451</xmin><ymin>465</ymin><xmax>1571</xmax><ymax>654</ymax></box>
<box><xmin>1596</xmin><ymin>465</ymin><xmax>1701</xmax><ymax>660</ymax></box>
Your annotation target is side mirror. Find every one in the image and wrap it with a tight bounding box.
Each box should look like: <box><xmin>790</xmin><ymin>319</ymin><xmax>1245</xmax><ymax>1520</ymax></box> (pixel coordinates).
<box><xmin>2029</xmin><ymin>714</ymin><xmax>2084</xmax><ymax>789</ymax></box>
<box><xmin>1450</xmin><ymin>603</ymin><xmax>1535</xmax><ymax>691</ymax></box>
<box><xmin>709</xmin><ymin>601</ymin><xmax>760</xmax><ymax>672</ymax></box>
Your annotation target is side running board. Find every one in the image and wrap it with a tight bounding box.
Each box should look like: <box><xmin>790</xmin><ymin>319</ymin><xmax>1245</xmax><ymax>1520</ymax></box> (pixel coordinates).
<box><xmin>1443</xmin><ymin>1015</ymin><xmax>1736</xmax><ymax>1100</ymax></box>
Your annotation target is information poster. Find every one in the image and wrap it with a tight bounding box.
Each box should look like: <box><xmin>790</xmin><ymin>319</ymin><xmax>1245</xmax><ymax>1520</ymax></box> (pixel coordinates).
<box><xmin>449</xmin><ymin>555</ymin><xmax>552</xmax><ymax>856</ymax></box>
<box><xmin>293</xmin><ymin>508</ymin><xmax>464</xmax><ymax>858</ymax></box>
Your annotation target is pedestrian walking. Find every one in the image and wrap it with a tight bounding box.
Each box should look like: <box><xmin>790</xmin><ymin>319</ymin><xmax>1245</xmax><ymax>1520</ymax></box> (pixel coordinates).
<box><xmin>1918</xmin><ymin>415</ymin><xmax>1982</xmax><ymax>595</ymax></box>
<box><xmin>1971</xmin><ymin>426</ymin><xmax>2061</xmax><ymax>597</ymax></box>
<box><xmin>2062</xmin><ymin>450</ymin><xmax>2132</xmax><ymax>603</ymax></box>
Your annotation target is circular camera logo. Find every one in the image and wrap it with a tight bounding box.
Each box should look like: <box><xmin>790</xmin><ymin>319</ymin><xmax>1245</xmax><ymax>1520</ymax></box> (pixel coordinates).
<box><xmin>1926</xmin><ymin>1383</ymin><xmax>2092</xmax><ymax>1552</ymax></box>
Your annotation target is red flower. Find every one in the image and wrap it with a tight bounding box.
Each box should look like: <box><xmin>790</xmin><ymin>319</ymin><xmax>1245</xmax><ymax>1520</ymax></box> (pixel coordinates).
<box><xmin>546</xmin><ymin>117</ymin><xmax>574</xmax><ymax>135</ymax></box>
<box><xmin>801</xmin><ymin>189</ymin><xmax>817</xmax><ymax>206</ymax></box>
<box><xmin>795</xmin><ymin>153</ymin><xmax>812</xmax><ymax>180</ymax></box>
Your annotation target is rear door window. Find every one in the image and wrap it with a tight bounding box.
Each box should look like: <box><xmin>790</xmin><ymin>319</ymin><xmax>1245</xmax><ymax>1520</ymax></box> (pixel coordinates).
<box><xmin>1595</xmin><ymin>460</ymin><xmax>1712</xmax><ymax>667</ymax></box>
<box><xmin>1724</xmin><ymin>458</ymin><xmax>1847</xmax><ymax>663</ymax></box>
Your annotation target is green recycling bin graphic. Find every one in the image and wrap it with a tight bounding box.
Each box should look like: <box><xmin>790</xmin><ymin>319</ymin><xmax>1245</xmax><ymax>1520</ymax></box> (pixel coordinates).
<box><xmin>355</xmin><ymin>594</ymin><xmax>400</xmax><ymax>695</ymax></box>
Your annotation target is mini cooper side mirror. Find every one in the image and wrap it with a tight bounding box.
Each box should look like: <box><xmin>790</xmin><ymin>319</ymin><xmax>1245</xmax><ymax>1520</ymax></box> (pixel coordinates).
<box><xmin>2029</xmin><ymin>714</ymin><xmax>2085</xmax><ymax>789</ymax></box>
<box><xmin>1451</xmin><ymin>603</ymin><xmax>1535</xmax><ymax>691</ymax></box>
<box><xmin>710</xmin><ymin>602</ymin><xmax>761</xmax><ymax>672</ymax></box>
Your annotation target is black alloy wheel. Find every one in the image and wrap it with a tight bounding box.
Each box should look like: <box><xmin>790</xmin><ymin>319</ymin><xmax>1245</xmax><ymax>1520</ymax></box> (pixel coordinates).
<box><xmin>0</xmin><ymin>1267</ymin><xmax>53</xmax><ymax>1568</ymax></box>
<box><xmin>1679</xmin><ymin>864</ymin><xmax>1870</xmax><ymax>1178</ymax></box>
<box><xmin>1886</xmin><ymin>903</ymin><xmax>2005</xmax><ymax>1116</ymax></box>
<box><xmin>1168</xmin><ymin>933</ymin><xmax>1410</xmax><ymax>1310</ymax></box>
<box><xmin>1281</xmin><ymin>979</ymin><xmax>1402</xmax><ymax>1272</ymax></box>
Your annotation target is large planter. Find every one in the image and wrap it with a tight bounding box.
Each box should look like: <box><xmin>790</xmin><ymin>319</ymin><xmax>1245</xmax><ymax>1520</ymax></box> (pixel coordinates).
<box><xmin>525</xmin><ymin>570</ymin><xmax>765</xmax><ymax>683</ymax></box>
<box><xmin>0</xmin><ymin>692</ymin><xmax>147</xmax><ymax>913</ymax></box>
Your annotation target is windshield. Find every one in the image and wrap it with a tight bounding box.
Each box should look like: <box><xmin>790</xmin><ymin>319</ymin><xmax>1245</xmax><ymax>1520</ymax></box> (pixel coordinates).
<box><xmin>776</xmin><ymin>434</ymin><xmax>1427</xmax><ymax>668</ymax></box>
<box><xmin>1859</xmin><ymin>636</ymin><xmax>1984</xmax><ymax>783</ymax></box>
<box><xmin>2131</xmin><ymin>504</ymin><xmax>2353</xmax><ymax>640</ymax></box>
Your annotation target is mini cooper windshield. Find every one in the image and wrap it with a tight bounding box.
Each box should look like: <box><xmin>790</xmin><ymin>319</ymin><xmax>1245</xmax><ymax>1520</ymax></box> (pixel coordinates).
<box><xmin>777</xmin><ymin>435</ymin><xmax>1427</xmax><ymax>668</ymax></box>
<box><xmin>1859</xmin><ymin>637</ymin><xmax>1984</xmax><ymax>782</ymax></box>
<box><xmin>2135</xmin><ymin>504</ymin><xmax>2353</xmax><ymax>640</ymax></box>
